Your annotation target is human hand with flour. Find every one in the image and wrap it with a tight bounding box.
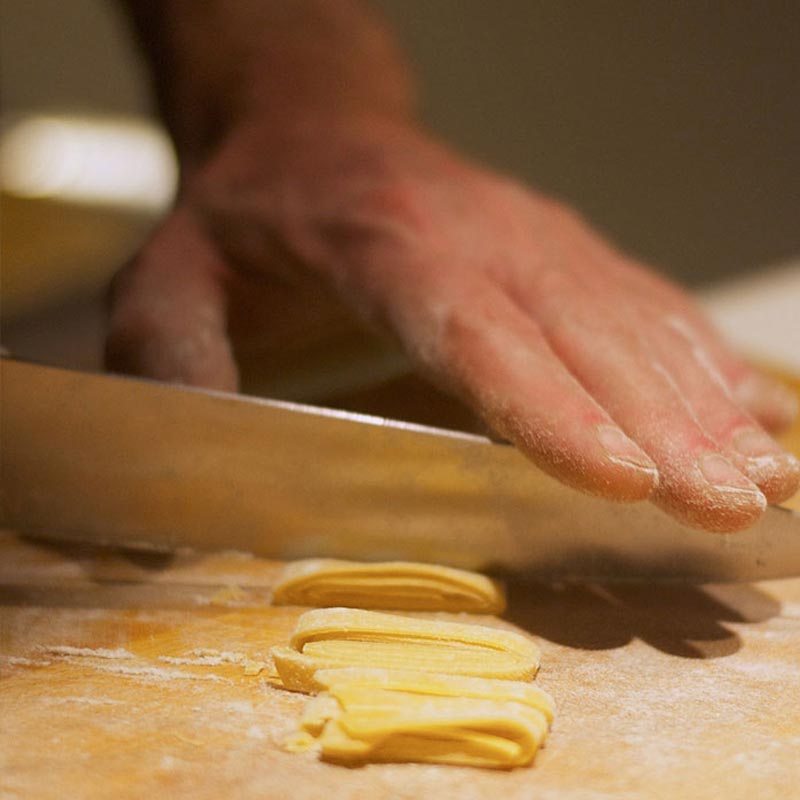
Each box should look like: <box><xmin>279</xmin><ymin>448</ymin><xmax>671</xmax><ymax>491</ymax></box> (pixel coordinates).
<box><xmin>108</xmin><ymin>0</ymin><xmax>799</xmax><ymax>532</ymax></box>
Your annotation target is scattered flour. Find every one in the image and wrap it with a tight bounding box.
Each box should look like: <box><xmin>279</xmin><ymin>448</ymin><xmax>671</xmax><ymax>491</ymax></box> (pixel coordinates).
<box><xmin>159</xmin><ymin>755</ymin><xmax>178</xmax><ymax>771</ymax></box>
<box><xmin>722</xmin><ymin>659</ymin><xmax>798</xmax><ymax>681</ymax></box>
<box><xmin>158</xmin><ymin>650</ymin><xmax>246</xmax><ymax>666</ymax></box>
<box><xmin>38</xmin><ymin>645</ymin><xmax>134</xmax><ymax>660</ymax></box>
<box><xmin>221</xmin><ymin>700</ymin><xmax>255</xmax><ymax>714</ymax></box>
<box><xmin>84</xmin><ymin>662</ymin><xmax>231</xmax><ymax>684</ymax></box>
<box><xmin>246</xmin><ymin>725</ymin><xmax>266</xmax><ymax>740</ymax></box>
<box><xmin>1</xmin><ymin>655</ymin><xmax>52</xmax><ymax>667</ymax></box>
<box><xmin>46</xmin><ymin>696</ymin><xmax>129</xmax><ymax>707</ymax></box>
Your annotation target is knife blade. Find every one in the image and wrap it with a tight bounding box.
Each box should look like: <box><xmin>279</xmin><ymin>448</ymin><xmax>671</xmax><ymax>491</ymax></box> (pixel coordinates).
<box><xmin>2</xmin><ymin>357</ymin><xmax>798</xmax><ymax>582</ymax></box>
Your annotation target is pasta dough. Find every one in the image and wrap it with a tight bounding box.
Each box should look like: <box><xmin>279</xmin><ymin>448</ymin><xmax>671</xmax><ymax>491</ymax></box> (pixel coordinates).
<box><xmin>312</xmin><ymin>668</ymin><xmax>555</xmax><ymax>722</ymax></box>
<box><xmin>271</xmin><ymin>607</ymin><xmax>541</xmax><ymax>692</ymax></box>
<box><xmin>271</xmin><ymin>558</ymin><xmax>505</xmax><ymax>613</ymax></box>
<box><xmin>271</xmin><ymin>563</ymin><xmax>554</xmax><ymax>770</ymax></box>
<box><xmin>291</xmin><ymin>669</ymin><xmax>554</xmax><ymax>768</ymax></box>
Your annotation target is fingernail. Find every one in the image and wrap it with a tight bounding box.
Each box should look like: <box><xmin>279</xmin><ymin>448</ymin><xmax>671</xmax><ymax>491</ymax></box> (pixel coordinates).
<box><xmin>698</xmin><ymin>453</ymin><xmax>764</xmax><ymax>497</ymax></box>
<box><xmin>732</xmin><ymin>427</ymin><xmax>783</xmax><ymax>459</ymax></box>
<box><xmin>597</xmin><ymin>425</ymin><xmax>657</xmax><ymax>472</ymax></box>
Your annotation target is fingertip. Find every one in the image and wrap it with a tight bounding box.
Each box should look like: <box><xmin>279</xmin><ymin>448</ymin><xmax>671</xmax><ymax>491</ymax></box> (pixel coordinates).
<box><xmin>105</xmin><ymin>208</ymin><xmax>239</xmax><ymax>393</ymax></box>
<box><xmin>516</xmin><ymin>449</ymin><xmax>659</xmax><ymax>503</ymax></box>
<box><xmin>593</xmin><ymin>425</ymin><xmax>659</xmax><ymax>501</ymax></box>
<box><xmin>654</xmin><ymin>485</ymin><xmax>767</xmax><ymax>533</ymax></box>
<box><xmin>656</xmin><ymin>491</ymin><xmax>766</xmax><ymax>533</ymax></box>
<box><xmin>106</xmin><ymin>312</ymin><xmax>239</xmax><ymax>393</ymax></box>
<box><xmin>594</xmin><ymin>460</ymin><xmax>659</xmax><ymax>502</ymax></box>
<box><xmin>105</xmin><ymin>257</ymin><xmax>239</xmax><ymax>393</ymax></box>
<box><xmin>492</xmin><ymin>414</ymin><xmax>653</xmax><ymax>503</ymax></box>
<box><xmin>654</xmin><ymin>454</ymin><xmax>768</xmax><ymax>533</ymax></box>
<box><xmin>727</xmin><ymin>426</ymin><xmax>800</xmax><ymax>506</ymax></box>
<box><xmin>742</xmin><ymin>453</ymin><xmax>800</xmax><ymax>506</ymax></box>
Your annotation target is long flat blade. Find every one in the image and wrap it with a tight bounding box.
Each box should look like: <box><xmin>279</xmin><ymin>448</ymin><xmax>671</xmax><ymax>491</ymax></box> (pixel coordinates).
<box><xmin>2</xmin><ymin>358</ymin><xmax>799</xmax><ymax>582</ymax></box>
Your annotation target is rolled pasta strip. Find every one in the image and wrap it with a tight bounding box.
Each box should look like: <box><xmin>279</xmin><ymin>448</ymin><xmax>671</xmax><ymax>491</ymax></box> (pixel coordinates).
<box><xmin>272</xmin><ymin>608</ymin><xmax>540</xmax><ymax>692</ymax></box>
<box><xmin>302</xmin><ymin>688</ymin><xmax>549</xmax><ymax>769</ymax></box>
<box><xmin>271</xmin><ymin>558</ymin><xmax>505</xmax><ymax>613</ymax></box>
<box><xmin>313</xmin><ymin>668</ymin><xmax>556</xmax><ymax>723</ymax></box>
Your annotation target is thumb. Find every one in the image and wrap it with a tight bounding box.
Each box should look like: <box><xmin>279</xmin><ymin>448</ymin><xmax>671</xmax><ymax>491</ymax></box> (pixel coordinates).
<box><xmin>105</xmin><ymin>207</ymin><xmax>239</xmax><ymax>392</ymax></box>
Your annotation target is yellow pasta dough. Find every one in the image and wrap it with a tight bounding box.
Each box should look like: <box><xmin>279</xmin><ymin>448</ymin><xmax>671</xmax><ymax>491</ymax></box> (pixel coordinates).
<box><xmin>271</xmin><ymin>558</ymin><xmax>506</xmax><ymax>613</ymax></box>
<box><xmin>271</xmin><ymin>566</ymin><xmax>555</xmax><ymax>770</ymax></box>
<box><xmin>312</xmin><ymin>668</ymin><xmax>556</xmax><ymax>722</ymax></box>
<box><xmin>293</xmin><ymin>672</ymin><xmax>553</xmax><ymax>768</ymax></box>
<box><xmin>271</xmin><ymin>608</ymin><xmax>541</xmax><ymax>692</ymax></box>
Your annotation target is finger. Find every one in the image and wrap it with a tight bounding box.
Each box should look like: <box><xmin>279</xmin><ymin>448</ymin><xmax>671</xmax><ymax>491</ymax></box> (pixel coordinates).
<box><xmin>667</xmin><ymin>312</ymin><xmax>798</xmax><ymax>434</ymax></box>
<box><xmin>105</xmin><ymin>208</ymin><xmax>238</xmax><ymax>392</ymax></box>
<box><xmin>654</xmin><ymin>316</ymin><xmax>800</xmax><ymax>505</ymax></box>
<box><xmin>605</xmin><ymin>257</ymin><xmax>798</xmax><ymax>434</ymax></box>
<box><xmin>731</xmin><ymin>372</ymin><xmax>798</xmax><ymax>435</ymax></box>
<box><xmin>516</xmin><ymin>199</ymin><xmax>796</xmax><ymax>433</ymax></box>
<box><xmin>533</xmin><ymin>300</ymin><xmax>767</xmax><ymax>532</ymax></box>
<box><xmin>415</xmin><ymin>284</ymin><xmax>659</xmax><ymax>502</ymax></box>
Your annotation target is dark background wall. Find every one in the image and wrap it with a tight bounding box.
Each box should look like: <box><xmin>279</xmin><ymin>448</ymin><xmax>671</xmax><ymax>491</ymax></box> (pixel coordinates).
<box><xmin>2</xmin><ymin>0</ymin><xmax>799</xmax><ymax>310</ymax></box>
<box><xmin>375</xmin><ymin>0</ymin><xmax>800</xmax><ymax>285</ymax></box>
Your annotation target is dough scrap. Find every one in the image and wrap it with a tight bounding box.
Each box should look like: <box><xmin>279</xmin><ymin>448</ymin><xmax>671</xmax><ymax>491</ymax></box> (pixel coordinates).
<box><xmin>242</xmin><ymin>659</ymin><xmax>267</xmax><ymax>676</ymax></box>
<box><xmin>272</xmin><ymin>608</ymin><xmax>540</xmax><ymax>692</ymax></box>
<box><xmin>271</xmin><ymin>558</ymin><xmax>505</xmax><ymax>613</ymax></box>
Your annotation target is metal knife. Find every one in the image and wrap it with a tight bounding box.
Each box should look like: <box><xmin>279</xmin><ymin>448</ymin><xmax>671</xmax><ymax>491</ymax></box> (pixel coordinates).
<box><xmin>2</xmin><ymin>357</ymin><xmax>798</xmax><ymax>582</ymax></box>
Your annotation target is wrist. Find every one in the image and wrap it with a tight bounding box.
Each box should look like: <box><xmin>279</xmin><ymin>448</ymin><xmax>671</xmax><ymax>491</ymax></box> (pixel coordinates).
<box><xmin>122</xmin><ymin>1</ymin><xmax>416</xmax><ymax>166</ymax></box>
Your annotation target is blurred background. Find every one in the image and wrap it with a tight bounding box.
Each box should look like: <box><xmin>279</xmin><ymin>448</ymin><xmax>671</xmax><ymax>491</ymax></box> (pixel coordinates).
<box><xmin>2</xmin><ymin>0</ymin><xmax>799</xmax><ymax>399</ymax></box>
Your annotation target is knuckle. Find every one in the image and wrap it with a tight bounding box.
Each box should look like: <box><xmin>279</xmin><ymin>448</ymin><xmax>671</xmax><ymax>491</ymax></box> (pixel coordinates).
<box><xmin>435</xmin><ymin>293</ymin><xmax>501</xmax><ymax>369</ymax></box>
<box><xmin>440</xmin><ymin>305</ymin><xmax>479</xmax><ymax>356</ymax></box>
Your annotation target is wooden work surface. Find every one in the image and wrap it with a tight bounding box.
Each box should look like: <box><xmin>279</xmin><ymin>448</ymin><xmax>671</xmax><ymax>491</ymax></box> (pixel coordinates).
<box><xmin>3</xmin><ymin>371</ymin><xmax>800</xmax><ymax>798</ymax></box>
<box><xmin>2</xmin><ymin>530</ymin><xmax>800</xmax><ymax>800</ymax></box>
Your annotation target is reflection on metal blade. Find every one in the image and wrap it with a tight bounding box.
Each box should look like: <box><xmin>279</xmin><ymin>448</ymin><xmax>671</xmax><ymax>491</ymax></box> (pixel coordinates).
<box><xmin>2</xmin><ymin>358</ymin><xmax>799</xmax><ymax>582</ymax></box>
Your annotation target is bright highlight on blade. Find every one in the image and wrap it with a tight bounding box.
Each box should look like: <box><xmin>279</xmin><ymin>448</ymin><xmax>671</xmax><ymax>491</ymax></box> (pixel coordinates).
<box><xmin>1</xmin><ymin>114</ymin><xmax>177</xmax><ymax>210</ymax></box>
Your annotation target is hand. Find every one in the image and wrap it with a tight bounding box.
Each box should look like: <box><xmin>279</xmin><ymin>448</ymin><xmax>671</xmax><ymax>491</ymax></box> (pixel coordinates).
<box><xmin>106</xmin><ymin>114</ymin><xmax>799</xmax><ymax>532</ymax></box>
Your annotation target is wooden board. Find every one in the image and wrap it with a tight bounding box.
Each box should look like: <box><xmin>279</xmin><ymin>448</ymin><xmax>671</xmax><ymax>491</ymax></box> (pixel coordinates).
<box><xmin>2</xmin><ymin>530</ymin><xmax>800</xmax><ymax>800</ymax></box>
<box><xmin>3</xmin><ymin>369</ymin><xmax>799</xmax><ymax>797</ymax></box>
